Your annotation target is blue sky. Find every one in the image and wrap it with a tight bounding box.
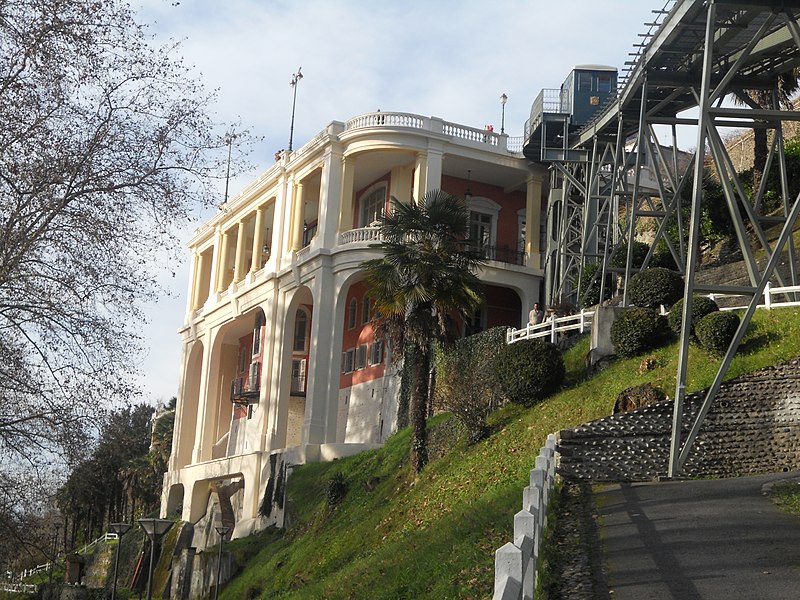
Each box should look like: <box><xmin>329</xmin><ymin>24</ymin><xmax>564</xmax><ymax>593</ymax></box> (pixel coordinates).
<box><xmin>131</xmin><ymin>0</ymin><xmax>668</xmax><ymax>403</ymax></box>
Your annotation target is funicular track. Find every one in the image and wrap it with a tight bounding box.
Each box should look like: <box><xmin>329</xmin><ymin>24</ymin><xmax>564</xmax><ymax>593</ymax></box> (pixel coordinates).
<box><xmin>530</xmin><ymin>0</ymin><xmax>800</xmax><ymax>476</ymax></box>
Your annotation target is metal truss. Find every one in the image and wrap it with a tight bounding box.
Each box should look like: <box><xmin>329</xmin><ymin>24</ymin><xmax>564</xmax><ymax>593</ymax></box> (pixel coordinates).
<box><xmin>541</xmin><ymin>0</ymin><xmax>800</xmax><ymax>477</ymax></box>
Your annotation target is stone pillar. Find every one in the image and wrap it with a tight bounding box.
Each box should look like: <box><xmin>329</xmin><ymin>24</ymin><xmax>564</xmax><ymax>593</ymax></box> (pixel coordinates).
<box><xmin>302</xmin><ymin>271</ymin><xmax>336</xmax><ymax>445</ymax></box>
<box><xmin>208</xmin><ymin>228</ymin><xmax>221</xmax><ymax>299</ymax></box>
<box><xmin>424</xmin><ymin>147</ymin><xmax>443</xmax><ymax>193</ymax></box>
<box><xmin>526</xmin><ymin>175</ymin><xmax>543</xmax><ymax>269</ymax></box>
<box><xmin>413</xmin><ymin>151</ymin><xmax>428</xmax><ymax>203</ymax></box>
<box><xmin>338</xmin><ymin>156</ymin><xmax>355</xmax><ymax>233</ymax></box>
<box><xmin>189</xmin><ymin>253</ymin><xmax>203</xmax><ymax>311</ymax></box>
<box><xmin>291</xmin><ymin>182</ymin><xmax>306</xmax><ymax>251</ymax></box>
<box><xmin>216</xmin><ymin>230</ymin><xmax>231</xmax><ymax>291</ymax></box>
<box><xmin>317</xmin><ymin>147</ymin><xmax>343</xmax><ymax>248</ymax></box>
<box><xmin>233</xmin><ymin>220</ymin><xmax>247</xmax><ymax>283</ymax></box>
<box><xmin>250</xmin><ymin>206</ymin><xmax>266</xmax><ymax>272</ymax></box>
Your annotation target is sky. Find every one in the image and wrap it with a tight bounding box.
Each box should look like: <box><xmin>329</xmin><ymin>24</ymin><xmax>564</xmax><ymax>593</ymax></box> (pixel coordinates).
<box><xmin>130</xmin><ymin>0</ymin><xmax>671</xmax><ymax>403</ymax></box>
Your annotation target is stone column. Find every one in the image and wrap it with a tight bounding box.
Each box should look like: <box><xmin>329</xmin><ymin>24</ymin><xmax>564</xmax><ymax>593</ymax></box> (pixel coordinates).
<box><xmin>233</xmin><ymin>220</ymin><xmax>247</xmax><ymax>283</ymax></box>
<box><xmin>208</xmin><ymin>227</ymin><xmax>221</xmax><ymax>299</ymax></box>
<box><xmin>424</xmin><ymin>147</ymin><xmax>443</xmax><ymax>193</ymax></box>
<box><xmin>216</xmin><ymin>230</ymin><xmax>231</xmax><ymax>291</ymax></box>
<box><xmin>338</xmin><ymin>156</ymin><xmax>355</xmax><ymax>233</ymax></box>
<box><xmin>191</xmin><ymin>253</ymin><xmax>206</xmax><ymax>310</ymax></box>
<box><xmin>413</xmin><ymin>151</ymin><xmax>428</xmax><ymax>203</ymax></box>
<box><xmin>317</xmin><ymin>147</ymin><xmax>343</xmax><ymax>248</ymax></box>
<box><xmin>291</xmin><ymin>182</ymin><xmax>306</xmax><ymax>251</ymax></box>
<box><xmin>250</xmin><ymin>206</ymin><xmax>266</xmax><ymax>272</ymax></box>
<box><xmin>526</xmin><ymin>176</ymin><xmax>543</xmax><ymax>269</ymax></box>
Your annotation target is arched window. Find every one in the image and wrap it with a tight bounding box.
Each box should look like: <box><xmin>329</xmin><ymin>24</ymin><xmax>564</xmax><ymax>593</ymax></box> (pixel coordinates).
<box><xmin>348</xmin><ymin>298</ymin><xmax>358</xmax><ymax>329</ymax></box>
<box><xmin>359</xmin><ymin>184</ymin><xmax>387</xmax><ymax>227</ymax></box>
<box><xmin>293</xmin><ymin>309</ymin><xmax>308</xmax><ymax>352</ymax></box>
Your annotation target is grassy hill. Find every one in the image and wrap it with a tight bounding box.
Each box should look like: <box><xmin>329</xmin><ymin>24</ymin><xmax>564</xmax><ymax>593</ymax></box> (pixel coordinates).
<box><xmin>221</xmin><ymin>306</ymin><xmax>800</xmax><ymax>599</ymax></box>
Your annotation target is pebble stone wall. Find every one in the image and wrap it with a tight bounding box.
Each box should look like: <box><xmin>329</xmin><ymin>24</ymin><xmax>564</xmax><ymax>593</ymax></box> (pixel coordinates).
<box><xmin>558</xmin><ymin>357</ymin><xmax>800</xmax><ymax>481</ymax></box>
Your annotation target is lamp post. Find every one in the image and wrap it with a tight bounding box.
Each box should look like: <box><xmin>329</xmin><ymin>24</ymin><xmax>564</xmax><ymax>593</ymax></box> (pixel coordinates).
<box><xmin>288</xmin><ymin>67</ymin><xmax>303</xmax><ymax>153</ymax></box>
<box><xmin>109</xmin><ymin>522</ymin><xmax>132</xmax><ymax>600</ymax></box>
<box><xmin>500</xmin><ymin>93</ymin><xmax>508</xmax><ymax>135</ymax></box>
<box><xmin>137</xmin><ymin>518</ymin><xmax>174</xmax><ymax>600</ymax></box>
<box><xmin>213</xmin><ymin>525</ymin><xmax>231</xmax><ymax>600</ymax></box>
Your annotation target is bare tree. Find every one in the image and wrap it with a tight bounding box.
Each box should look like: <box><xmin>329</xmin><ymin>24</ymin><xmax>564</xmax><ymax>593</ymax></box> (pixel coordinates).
<box><xmin>0</xmin><ymin>0</ymin><xmax>244</xmax><ymax>556</ymax></box>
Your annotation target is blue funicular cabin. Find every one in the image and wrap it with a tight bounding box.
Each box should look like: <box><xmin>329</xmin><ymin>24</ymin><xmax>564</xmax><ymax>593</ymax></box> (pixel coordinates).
<box><xmin>524</xmin><ymin>65</ymin><xmax>617</xmax><ymax>162</ymax></box>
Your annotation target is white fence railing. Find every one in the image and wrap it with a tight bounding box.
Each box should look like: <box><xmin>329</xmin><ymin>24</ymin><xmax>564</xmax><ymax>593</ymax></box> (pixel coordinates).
<box><xmin>506</xmin><ymin>310</ymin><xmax>594</xmax><ymax>345</ymax></box>
<box><xmin>493</xmin><ymin>434</ymin><xmax>557</xmax><ymax>600</ymax></box>
<box><xmin>0</xmin><ymin>582</ymin><xmax>37</xmax><ymax>593</ymax></box>
<box><xmin>707</xmin><ymin>281</ymin><xmax>800</xmax><ymax>311</ymax></box>
<box><xmin>14</xmin><ymin>532</ymin><xmax>119</xmax><ymax>583</ymax></box>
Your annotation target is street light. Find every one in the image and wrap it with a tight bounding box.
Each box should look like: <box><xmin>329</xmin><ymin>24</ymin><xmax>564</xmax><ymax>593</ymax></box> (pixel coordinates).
<box><xmin>109</xmin><ymin>522</ymin><xmax>132</xmax><ymax>600</ymax></box>
<box><xmin>500</xmin><ymin>93</ymin><xmax>508</xmax><ymax>135</ymax></box>
<box><xmin>213</xmin><ymin>525</ymin><xmax>232</xmax><ymax>600</ymax></box>
<box><xmin>137</xmin><ymin>518</ymin><xmax>174</xmax><ymax>600</ymax></box>
<box><xmin>288</xmin><ymin>67</ymin><xmax>303</xmax><ymax>153</ymax></box>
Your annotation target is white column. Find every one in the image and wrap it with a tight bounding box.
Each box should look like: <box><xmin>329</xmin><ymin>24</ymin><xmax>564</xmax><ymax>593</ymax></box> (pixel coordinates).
<box><xmin>291</xmin><ymin>182</ymin><xmax>306</xmax><ymax>251</ymax></box>
<box><xmin>251</xmin><ymin>206</ymin><xmax>266</xmax><ymax>272</ymax></box>
<box><xmin>208</xmin><ymin>227</ymin><xmax>221</xmax><ymax>299</ymax></box>
<box><xmin>424</xmin><ymin>147</ymin><xmax>443</xmax><ymax>193</ymax></box>
<box><xmin>338</xmin><ymin>156</ymin><xmax>356</xmax><ymax>232</ymax></box>
<box><xmin>216</xmin><ymin>230</ymin><xmax>231</xmax><ymax>291</ymax></box>
<box><xmin>317</xmin><ymin>147</ymin><xmax>343</xmax><ymax>248</ymax></box>
<box><xmin>192</xmin><ymin>332</ymin><xmax>217</xmax><ymax>463</ymax></box>
<box><xmin>233</xmin><ymin>220</ymin><xmax>247</xmax><ymax>283</ymax></box>
<box><xmin>413</xmin><ymin>151</ymin><xmax>428</xmax><ymax>202</ymax></box>
<box><xmin>526</xmin><ymin>175</ymin><xmax>543</xmax><ymax>268</ymax></box>
<box><xmin>302</xmin><ymin>270</ymin><xmax>337</xmax><ymax>445</ymax></box>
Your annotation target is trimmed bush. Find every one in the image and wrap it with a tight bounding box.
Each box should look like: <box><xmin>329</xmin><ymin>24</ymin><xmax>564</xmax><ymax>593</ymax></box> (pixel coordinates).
<box><xmin>667</xmin><ymin>295</ymin><xmax>719</xmax><ymax>335</ymax></box>
<box><xmin>650</xmin><ymin>238</ymin><xmax>680</xmax><ymax>270</ymax></box>
<box><xmin>609</xmin><ymin>240</ymin><xmax>649</xmax><ymax>269</ymax></box>
<box><xmin>627</xmin><ymin>267</ymin><xmax>684</xmax><ymax>308</ymax></box>
<box><xmin>494</xmin><ymin>339</ymin><xmax>565</xmax><ymax>406</ymax></box>
<box><xmin>695</xmin><ymin>310</ymin><xmax>740</xmax><ymax>355</ymax></box>
<box><xmin>434</xmin><ymin>327</ymin><xmax>506</xmax><ymax>442</ymax></box>
<box><xmin>610</xmin><ymin>307</ymin><xmax>670</xmax><ymax>358</ymax></box>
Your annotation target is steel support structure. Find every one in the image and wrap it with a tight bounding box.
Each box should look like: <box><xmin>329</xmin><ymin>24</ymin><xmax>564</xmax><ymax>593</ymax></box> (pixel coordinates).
<box><xmin>540</xmin><ymin>0</ymin><xmax>800</xmax><ymax>477</ymax></box>
<box><xmin>668</xmin><ymin>1</ymin><xmax>800</xmax><ymax>476</ymax></box>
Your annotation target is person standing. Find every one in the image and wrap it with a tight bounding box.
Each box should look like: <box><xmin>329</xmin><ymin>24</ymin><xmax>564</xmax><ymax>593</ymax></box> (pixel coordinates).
<box><xmin>529</xmin><ymin>302</ymin><xmax>544</xmax><ymax>325</ymax></box>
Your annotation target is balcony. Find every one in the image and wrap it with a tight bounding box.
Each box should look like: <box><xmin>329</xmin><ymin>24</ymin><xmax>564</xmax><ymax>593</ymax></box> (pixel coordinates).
<box><xmin>230</xmin><ymin>369</ymin><xmax>260</xmax><ymax>405</ymax></box>
<box><xmin>474</xmin><ymin>244</ymin><xmax>526</xmax><ymax>267</ymax></box>
<box><xmin>339</xmin><ymin>226</ymin><xmax>382</xmax><ymax>245</ymax></box>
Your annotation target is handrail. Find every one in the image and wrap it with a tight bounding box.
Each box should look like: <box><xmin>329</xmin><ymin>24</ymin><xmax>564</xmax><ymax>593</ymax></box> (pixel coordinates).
<box><xmin>507</xmin><ymin>310</ymin><xmax>594</xmax><ymax>345</ymax></box>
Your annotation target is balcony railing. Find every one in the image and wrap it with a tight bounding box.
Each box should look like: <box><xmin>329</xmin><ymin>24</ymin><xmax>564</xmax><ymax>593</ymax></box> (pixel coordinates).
<box><xmin>230</xmin><ymin>371</ymin><xmax>260</xmax><ymax>405</ymax></box>
<box><xmin>474</xmin><ymin>244</ymin><xmax>526</xmax><ymax>266</ymax></box>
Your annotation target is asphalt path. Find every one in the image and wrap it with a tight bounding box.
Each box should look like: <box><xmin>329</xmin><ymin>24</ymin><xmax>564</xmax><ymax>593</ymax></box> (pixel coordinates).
<box><xmin>595</xmin><ymin>472</ymin><xmax>800</xmax><ymax>600</ymax></box>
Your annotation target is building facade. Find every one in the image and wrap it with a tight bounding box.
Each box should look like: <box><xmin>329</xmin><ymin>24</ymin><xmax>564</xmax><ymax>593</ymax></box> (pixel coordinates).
<box><xmin>161</xmin><ymin>112</ymin><xmax>548</xmax><ymax>542</ymax></box>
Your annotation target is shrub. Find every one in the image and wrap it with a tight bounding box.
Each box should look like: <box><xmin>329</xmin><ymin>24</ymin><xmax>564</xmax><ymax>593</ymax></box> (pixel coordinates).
<box><xmin>650</xmin><ymin>238</ymin><xmax>679</xmax><ymax>269</ymax></box>
<box><xmin>494</xmin><ymin>339</ymin><xmax>565</xmax><ymax>405</ymax></box>
<box><xmin>667</xmin><ymin>295</ymin><xmax>719</xmax><ymax>335</ymax></box>
<box><xmin>627</xmin><ymin>267</ymin><xmax>684</xmax><ymax>308</ymax></box>
<box><xmin>695</xmin><ymin>310</ymin><xmax>740</xmax><ymax>355</ymax></box>
<box><xmin>434</xmin><ymin>327</ymin><xmax>506</xmax><ymax>442</ymax></box>
<box><xmin>610</xmin><ymin>307</ymin><xmax>670</xmax><ymax>358</ymax></box>
<box><xmin>609</xmin><ymin>240</ymin><xmax>649</xmax><ymax>269</ymax></box>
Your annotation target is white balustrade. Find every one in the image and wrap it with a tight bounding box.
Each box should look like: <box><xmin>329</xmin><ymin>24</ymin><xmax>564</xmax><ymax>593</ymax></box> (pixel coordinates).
<box><xmin>338</xmin><ymin>227</ymin><xmax>382</xmax><ymax>245</ymax></box>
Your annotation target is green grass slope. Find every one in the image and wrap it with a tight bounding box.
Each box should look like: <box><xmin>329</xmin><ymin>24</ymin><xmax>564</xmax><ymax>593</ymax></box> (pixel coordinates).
<box><xmin>222</xmin><ymin>307</ymin><xmax>800</xmax><ymax>600</ymax></box>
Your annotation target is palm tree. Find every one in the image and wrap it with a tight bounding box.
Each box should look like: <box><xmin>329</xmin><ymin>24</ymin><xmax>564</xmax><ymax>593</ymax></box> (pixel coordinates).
<box><xmin>362</xmin><ymin>189</ymin><xmax>484</xmax><ymax>473</ymax></box>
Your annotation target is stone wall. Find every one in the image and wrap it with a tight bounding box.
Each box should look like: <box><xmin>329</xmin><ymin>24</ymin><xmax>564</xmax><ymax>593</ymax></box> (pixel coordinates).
<box><xmin>558</xmin><ymin>357</ymin><xmax>800</xmax><ymax>481</ymax></box>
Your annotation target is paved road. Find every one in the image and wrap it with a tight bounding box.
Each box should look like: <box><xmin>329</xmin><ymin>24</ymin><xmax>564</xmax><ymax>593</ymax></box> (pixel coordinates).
<box><xmin>595</xmin><ymin>472</ymin><xmax>800</xmax><ymax>600</ymax></box>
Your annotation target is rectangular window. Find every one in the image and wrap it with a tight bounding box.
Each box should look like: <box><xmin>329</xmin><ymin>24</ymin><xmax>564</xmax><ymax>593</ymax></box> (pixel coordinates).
<box><xmin>362</xmin><ymin>296</ymin><xmax>371</xmax><ymax>324</ymax></box>
<box><xmin>341</xmin><ymin>349</ymin><xmax>355</xmax><ymax>374</ymax></box>
<box><xmin>597</xmin><ymin>73</ymin><xmax>612</xmax><ymax>93</ymax></box>
<box><xmin>369</xmin><ymin>339</ymin><xmax>383</xmax><ymax>365</ymax></box>
<box><xmin>578</xmin><ymin>72</ymin><xmax>592</xmax><ymax>91</ymax></box>
<box><xmin>356</xmin><ymin>344</ymin><xmax>367</xmax><ymax>370</ymax></box>
<box><xmin>291</xmin><ymin>358</ymin><xmax>306</xmax><ymax>393</ymax></box>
